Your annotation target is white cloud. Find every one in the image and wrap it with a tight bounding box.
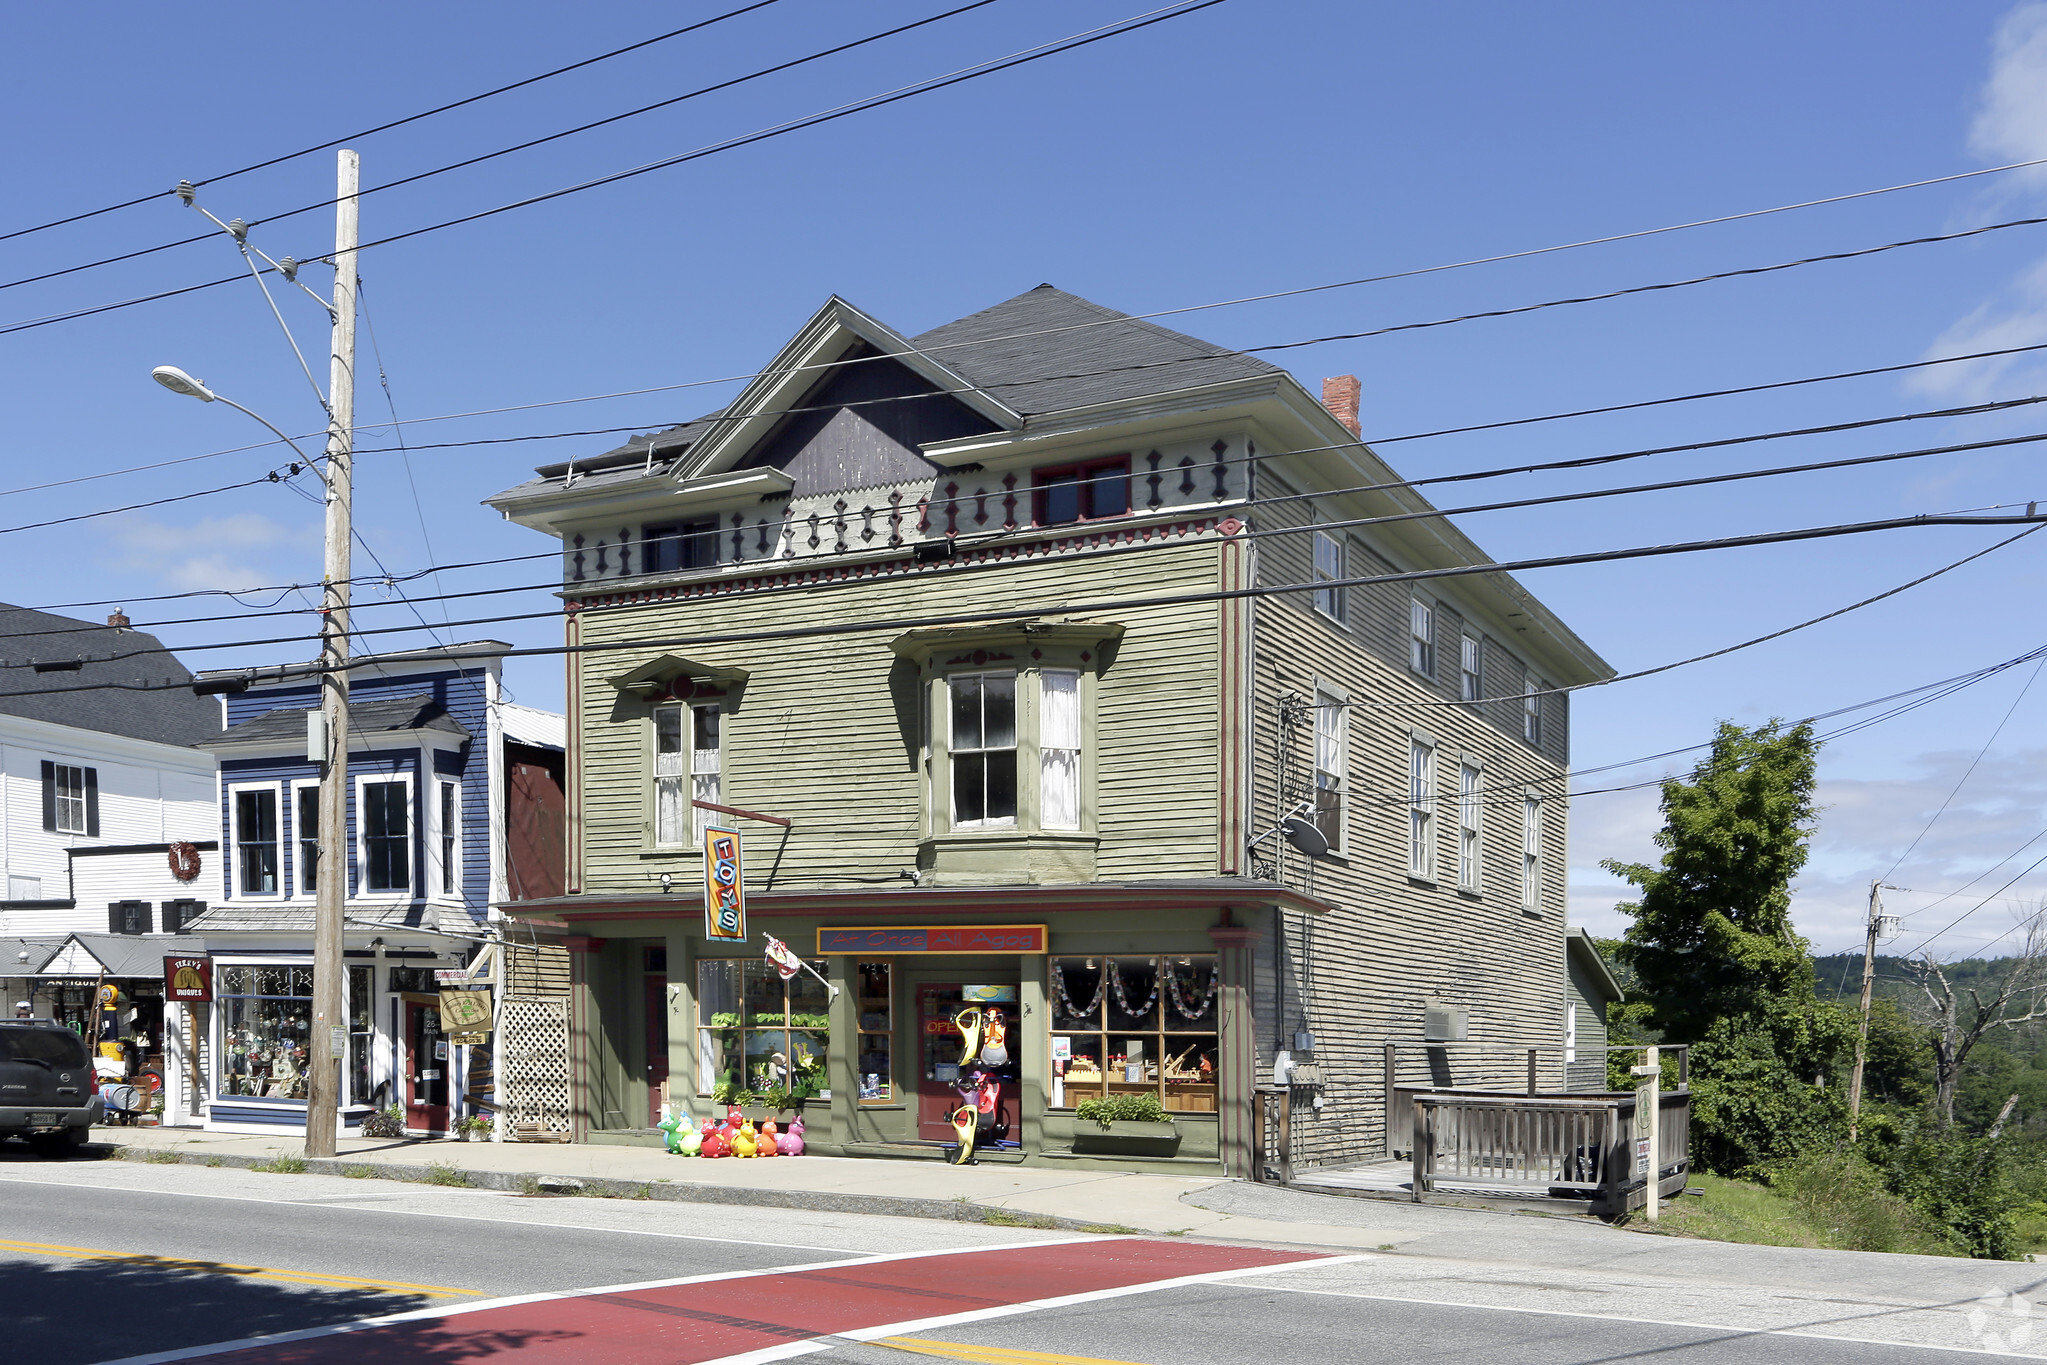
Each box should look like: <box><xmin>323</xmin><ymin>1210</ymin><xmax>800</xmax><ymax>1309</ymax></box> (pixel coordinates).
<box><xmin>112</xmin><ymin>513</ymin><xmax>305</xmax><ymax>592</ymax></box>
<box><xmin>1910</xmin><ymin>5</ymin><xmax>2047</xmax><ymax>401</ymax></box>
<box><xmin>1971</xmin><ymin>3</ymin><xmax>2047</xmax><ymax>186</ymax></box>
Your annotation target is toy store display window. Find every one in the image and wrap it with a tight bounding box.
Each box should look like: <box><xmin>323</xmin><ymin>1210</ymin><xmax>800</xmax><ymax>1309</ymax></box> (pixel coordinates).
<box><xmin>697</xmin><ymin>958</ymin><xmax>831</xmax><ymax>1102</ymax></box>
<box><xmin>1049</xmin><ymin>955</ymin><xmax>1219</xmax><ymax>1112</ymax></box>
<box><xmin>215</xmin><ymin>966</ymin><xmax>314</xmax><ymax>1100</ymax></box>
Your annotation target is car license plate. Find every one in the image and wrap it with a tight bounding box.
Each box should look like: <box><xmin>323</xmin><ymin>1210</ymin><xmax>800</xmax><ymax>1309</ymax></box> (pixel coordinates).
<box><xmin>27</xmin><ymin>1112</ymin><xmax>59</xmax><ymax>1126</ymax></box>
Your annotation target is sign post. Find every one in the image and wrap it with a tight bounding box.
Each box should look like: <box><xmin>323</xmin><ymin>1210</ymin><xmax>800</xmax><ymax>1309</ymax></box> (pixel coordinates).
<box><xmin>1629</xmin><ymin>1045</ymin><xmax>1661</xmax><ymax>1223</ymax></box>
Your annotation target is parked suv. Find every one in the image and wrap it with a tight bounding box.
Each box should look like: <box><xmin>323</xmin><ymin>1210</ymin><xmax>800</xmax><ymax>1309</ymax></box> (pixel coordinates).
<box><xmin>0</xmin><ymin>1021</ymin><xmax>101</xmax><ymax>1157</ymax></box>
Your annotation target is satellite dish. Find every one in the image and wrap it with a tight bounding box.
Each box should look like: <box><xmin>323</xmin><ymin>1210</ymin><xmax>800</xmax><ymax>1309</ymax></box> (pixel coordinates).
<box><xmin>1280</xmin><ymin>817</ymin><xmax>1329</xmax><ymax>859</ymax></box>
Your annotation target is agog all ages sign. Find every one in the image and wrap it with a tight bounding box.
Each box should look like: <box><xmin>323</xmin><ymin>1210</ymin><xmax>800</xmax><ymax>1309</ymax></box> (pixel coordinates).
<box><xmin>703</xmin><ymin>826</ymin><xmax>746</xmax><ymax>943</ymax></box>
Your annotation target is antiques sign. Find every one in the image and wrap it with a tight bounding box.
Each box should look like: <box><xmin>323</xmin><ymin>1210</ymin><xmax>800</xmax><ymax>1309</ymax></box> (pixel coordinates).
<box><xmin>163</xmin><ymin>956</ymin><xmax>212</xmax><ymax>1003</ymax></box>
<box><xmin>438</xmin><ymin>989</ymin><xmax>493</xmax><ymax>1045</ymax></box>
<box><xmin>816</xmin><ymin>925</ymin><xmax>1049</xmax><ymax>955</ymax></box>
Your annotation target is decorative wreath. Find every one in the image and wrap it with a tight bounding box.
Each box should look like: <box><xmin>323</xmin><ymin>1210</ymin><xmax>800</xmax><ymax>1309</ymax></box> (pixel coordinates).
<box><xmin>167</xmin><ymin>841</ymin><xmax>201</xmax><ymax>882</ymax></box>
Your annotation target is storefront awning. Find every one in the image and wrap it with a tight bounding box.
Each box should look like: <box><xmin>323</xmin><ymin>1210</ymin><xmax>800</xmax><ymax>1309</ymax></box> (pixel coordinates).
<box><xmin>35</xmin><ymin>932</ymin><xmax>206</xmax><ymax>980</ymax></box>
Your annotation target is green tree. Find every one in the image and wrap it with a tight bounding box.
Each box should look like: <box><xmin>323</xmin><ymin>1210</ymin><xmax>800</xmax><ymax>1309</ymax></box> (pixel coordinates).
<box><xmin>1605</xmin><ymin>720</ymin><xmax>1850</xmax><ymax>1173</ymax></box>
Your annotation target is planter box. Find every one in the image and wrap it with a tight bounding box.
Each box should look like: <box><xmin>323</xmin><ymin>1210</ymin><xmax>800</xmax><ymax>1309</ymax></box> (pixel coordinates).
<box><xmin>1070</xmin><ymin>1119</ymin><xmax>1180</xmax><ymax>1158</ymax></box>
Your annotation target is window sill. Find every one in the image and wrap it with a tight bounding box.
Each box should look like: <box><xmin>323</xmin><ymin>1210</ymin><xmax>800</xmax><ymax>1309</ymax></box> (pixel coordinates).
<box><xmin>1456</xmin><ymin>887</ymin><xmax>1483</xmax><ymax>901</ymax></box>
<box><xmin>1406</xmin><ymin>874</ymin><xmax>1438</xmax><ymax>890</ymax></box>
<box><xmin>1520</xmin><ymin>907</ymin><xmax>1544</xmax><ymax>919</ymax></box>
<box><xmin>919</xmin><ymin>829</ymin><xmax>1100</xmax><ymax>885</ymax></box>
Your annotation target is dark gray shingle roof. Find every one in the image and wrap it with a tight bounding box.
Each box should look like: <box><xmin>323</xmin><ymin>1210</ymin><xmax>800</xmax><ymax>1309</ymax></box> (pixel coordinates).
<box><xmin>0</xmin><ymin>605</ymin><xmax>222</xmax><ymax>746</ymax></box>
<box><xmin>211</xmin><ymin>694</ymin><xmax>469</xmax><ymax>747</ymax></box>
<box><xmin>909</xmin><ymin>285</ymin><xmax>1284</xmax><ymax>416</ymax></box>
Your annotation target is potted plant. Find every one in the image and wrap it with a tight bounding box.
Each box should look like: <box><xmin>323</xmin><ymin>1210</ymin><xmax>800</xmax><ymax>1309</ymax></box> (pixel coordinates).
<box><xmin>361</xmin><ymin>1105</ymin><xmax>404</xmax><ymax>1139</ymax></box>
<box><xmin>454</xmin><ymin>1114</ymin><xmax>493</xmax><ymax>1142</ymax></box>
<box><xmin>1071</xmin><ymin>1093</ymin><xmax>1180</xmax><ymax>1157</ymax></box>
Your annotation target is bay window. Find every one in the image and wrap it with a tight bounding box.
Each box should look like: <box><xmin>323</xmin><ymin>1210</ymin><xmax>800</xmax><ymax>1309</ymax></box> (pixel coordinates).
<box><xmin>234</xmin><ymin>788</ymin><xmax>279</xmax><ymax>896</ymax></box>
<box><xmin>949</xmin><ymin>672</ymin><xmax>1017</xmax><ymax>828</ymax></box>
<box><xmin>362</xmin><ymin>780</ymin><xmax>410</xmax><ymax>893</ymax></box>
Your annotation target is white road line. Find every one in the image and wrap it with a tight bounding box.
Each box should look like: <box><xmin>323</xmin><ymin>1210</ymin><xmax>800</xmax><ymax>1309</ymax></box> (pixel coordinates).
<box><xmin>1221</xmin><ymin>1280</ymin><xmax>2025</xmax><ymax>1359</ymax></box>
<box><xmin>90</xmin><ymin>1237</ymin><xmax>1118</xmax><ymax>1365</ymax></box>
<box><xmin>0</xmin><ymin>1172</ymin><xmax>878</xmax><ymax>1254</ymax></box>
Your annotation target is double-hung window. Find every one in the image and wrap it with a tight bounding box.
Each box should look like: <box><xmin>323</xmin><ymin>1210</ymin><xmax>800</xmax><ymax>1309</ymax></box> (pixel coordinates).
<box><xmin>642</xmin><ymin>520</ymin><xmax>717</xmax><ymax>574</ymax></box>
<box><xmin>43</xmin><ymin>762</ymin><xmax>96</xmax><ymax>836</ymax></box>
<box><xmin>1457</xmin><ymin>762</ymin><xmax>1482</xmax><ymax>892</ymax></box>
<box><xmin>363</xmin><ymin>781</ymin><xmax>410</xmax><ymax>893</ymax></box>
<box><xmin>1523</xmin><ymin>675</ymin><xmax>1545</xmax><ymax>748</ymax></box>
<box><xmin>654</xmin><ymin>704</ymin><xmax>722</xmax><ymax>847</ymax></box>
<box><xmin>1408</xmin><ymin>740</ymin><xmax>1435</xmax><ymax>880</ymax></box>
<box><xmin>1410</xmin><ymin>596</ymin><xmax>1435</xmax><ymax>677</ymax></box>
<box><xmin>1312</xmin><ymin>531</ymin><xmax>1345</xmax><ymax>621</ymax></box>
<box><xmin>438</xmin><ymin>780</ymin><xmax>459</xmax><ymax>895</ymax></box>
<box><xmin>1313</xmin><ymin>691</ymin><xmax>1346</xmax><ymax>854</ymax></box>
<box><xmin>235</xmin><ymin>789</ymin><xmax>279</xmax><ymax>896</ymax></box>
<box><xmin>1522</xmin><ymin>794</ymin><xmax>1543</xmax><ymax>912</ymax></box>
<box><xmin>950</xmin><ymin>673</ymin><xmax>1017</xmax><ymax>828</ymax></box>
<box><xmin>1040</xmin><ymin>670</ymin><xmax>1081</xmax><ymax>831</ymax></box>
<box><xmin>296</xmin><ymin>786</ymin><xmax>319</xmax><ymax>895</ymax></box>
<box><xmin>1460</xmin><ymin>635</ymin><xmax>1482</xmax><ymax>703</ymax></box>
<box><xmin>1033</xmin><ymin>456</ymin><xmax>1130</xmax><ymax>525</ymax></box>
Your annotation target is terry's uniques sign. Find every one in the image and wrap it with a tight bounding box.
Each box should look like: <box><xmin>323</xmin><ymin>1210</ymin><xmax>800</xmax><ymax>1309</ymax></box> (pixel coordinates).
<box><xmin>163</xmin><ymin>956</ymin><xmax>212</xmax><ymax>1003</ymax></box>
<box><xmin>703</xmin><ymin>826</ymin><xmax>747</xmax><ymax>943</ymax></box>
<box><xmin>816</xmin><ymin>925</ymin><xmax>1048</xmax><ymax>955</ymax></box>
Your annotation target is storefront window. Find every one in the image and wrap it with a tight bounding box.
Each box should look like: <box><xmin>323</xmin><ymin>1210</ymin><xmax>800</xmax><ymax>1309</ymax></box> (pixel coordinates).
<box><xmin>697</xmin><ymin>958</ymin><xmax>829</xmax><ymax>1102</ymax></box>
<box><xmin>347</xmin><ymin>965</ymin><xmax>373</xmax><ymax>1106</ymax></box>
<box><xmin>855</xmin><ymin>962</ymin><xmax>893</xmax><ymax>1101</ymax></box>
<box><xmin>216</xmin><ymin>966</ymin><xmax>313</xmax><ymax>1100</ymax></box>
<box><xmin>1049</xmin><ymin>955</ymin><xmax>1218</xmax><ymax>1112</ymax></box>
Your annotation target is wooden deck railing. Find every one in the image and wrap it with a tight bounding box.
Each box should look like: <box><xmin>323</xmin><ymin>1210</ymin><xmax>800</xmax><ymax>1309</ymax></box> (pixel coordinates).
<box><xmin>1408</xmin><ymin>1088</ymin><xmax>1690</xmax><ymax>1216</ymax></box>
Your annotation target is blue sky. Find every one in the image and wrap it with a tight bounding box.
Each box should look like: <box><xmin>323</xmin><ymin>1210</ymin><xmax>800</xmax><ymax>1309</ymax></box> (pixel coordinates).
<box><xmin>4</xmin><ymin>1</ymin><xmax>2046</xmax><ymax>961</ymax></box>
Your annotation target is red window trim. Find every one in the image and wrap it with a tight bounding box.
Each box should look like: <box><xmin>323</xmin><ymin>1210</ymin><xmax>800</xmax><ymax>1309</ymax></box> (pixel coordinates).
<box><xmin>1031</xmin><ymin>455</ymin><xmax>1132</xmax><ymax>527</ymax></box>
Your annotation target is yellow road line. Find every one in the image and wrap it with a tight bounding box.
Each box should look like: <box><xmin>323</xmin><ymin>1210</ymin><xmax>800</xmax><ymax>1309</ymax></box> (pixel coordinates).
<box><xmin>872</xmin><ymin>1338</ymin><xmax>1152</xmax><ymax>1365</ymax></box>
<box><xmin>0</xmin><ymin>1237</ymin><xmax>479</xmax><ymax>1297</ymax></box>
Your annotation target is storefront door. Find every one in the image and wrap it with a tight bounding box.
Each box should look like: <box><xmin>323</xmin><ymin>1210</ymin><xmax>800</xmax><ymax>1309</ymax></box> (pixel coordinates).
<box><xmin>404</xmin><ymin>997</ymin><xmax>448</xmax><ymax>1132</ymax></box>
<box><xmin>915</xmin><ymin>982</ymin><xmax>1018</xmax><ymax>1143</ymax></box>
<box><xmin>644</xmin><ymin>972</ymin><xmax>668</xmax><ymax>1126</ymax></box>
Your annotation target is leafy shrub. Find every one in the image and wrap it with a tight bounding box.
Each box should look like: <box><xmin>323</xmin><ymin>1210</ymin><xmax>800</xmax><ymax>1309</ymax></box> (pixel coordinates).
<box><xmin>360</xmin><ymin>1105</ymin><xmax>405</xmax><ymax>1139</ymax></box>
<box><xmin>1073</xmin><ymin>1093</ymin><xmax>1168</xmax><ymax>1128</ymax></box>
<box><xmin>1765</xmin><ymin>1149</ymin><xmax>1953</xmax><ymax>1255</ymax></box>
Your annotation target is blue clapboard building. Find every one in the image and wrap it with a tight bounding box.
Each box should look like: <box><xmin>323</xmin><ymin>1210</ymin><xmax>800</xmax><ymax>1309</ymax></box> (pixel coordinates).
<box><xmin>182</xmin><ymin>642</ymin><xmax>563</xmax><ymax>1136</ymax></box>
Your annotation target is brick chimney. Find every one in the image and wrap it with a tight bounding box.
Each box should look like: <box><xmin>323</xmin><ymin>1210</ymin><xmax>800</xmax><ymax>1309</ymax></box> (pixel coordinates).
<box><xmin>1321</xmin><ymin>375</ymin><xmax>1361</xmax><ymax>436</ymax></box>
<box><xmin>106</xmin><ymin>609</ymin><xmax>129</xmax><ymax>631</ymax></box>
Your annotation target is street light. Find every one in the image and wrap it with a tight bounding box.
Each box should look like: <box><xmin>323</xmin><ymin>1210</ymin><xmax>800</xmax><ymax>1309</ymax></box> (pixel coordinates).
<box><xmin>151</xmin><ymin>366</ymin><xmax>319</xmax><ymax>473</ymax></box>
<box><xmin>144</xmin><ymin>148</ymin><xmax>359</xmax><ymax>1161</ymax></box>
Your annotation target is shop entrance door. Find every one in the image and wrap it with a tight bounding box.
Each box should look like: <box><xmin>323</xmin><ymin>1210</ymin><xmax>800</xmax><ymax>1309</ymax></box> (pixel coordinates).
<box><xmin>644</xmin><ymin>972</ymin><xmax>668</xmax><ymax>1126</ymax></box>
<box><xmin>404</xmin><ymin>997</ymin><xmax>448</xmax><ymax>1132</ymax></box>
<box><xmin>915</xmin><ymin>982</ymin><xmax>1019</xmax><ymax>1143</ymax></box>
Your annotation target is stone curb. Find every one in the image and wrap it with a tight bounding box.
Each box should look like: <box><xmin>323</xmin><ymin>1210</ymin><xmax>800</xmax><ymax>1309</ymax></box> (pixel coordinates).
<box><xmin>92</xmin><ymin>1140</ymin><xmax>1133</xmax><ymax>1236</ymax></box>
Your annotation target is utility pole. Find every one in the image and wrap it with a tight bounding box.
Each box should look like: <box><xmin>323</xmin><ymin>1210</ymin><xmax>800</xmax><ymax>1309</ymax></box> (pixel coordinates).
<box><xmin>1846</xmin><ymin>878</ymin><xmax>1882</xmax><ymax>1142</ymax></box>
<box><xmin>306</xmin><ymin>149</ymin><xmax>359</xmax><ymax>1159</ymax></box>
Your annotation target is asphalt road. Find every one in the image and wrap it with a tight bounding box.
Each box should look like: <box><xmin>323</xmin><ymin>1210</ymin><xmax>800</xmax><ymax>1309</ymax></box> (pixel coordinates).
<box><xmin>0</xmin><ymin>1145</ymin><xmax>2035</xmax><ymax>1364</ymax></box>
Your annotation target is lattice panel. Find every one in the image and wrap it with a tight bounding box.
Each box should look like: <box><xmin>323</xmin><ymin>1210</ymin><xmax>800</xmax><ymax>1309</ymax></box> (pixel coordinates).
<box><xmin>499</xmin><ymin>996</ymin><xmax>571</xmax><ymax>1134</ymax></box>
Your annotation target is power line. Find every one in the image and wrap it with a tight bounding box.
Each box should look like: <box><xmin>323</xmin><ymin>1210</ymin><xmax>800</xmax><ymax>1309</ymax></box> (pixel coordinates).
<box><xmin>0</xmin><ymin>0</ymin><xmax>787</xmax><ymax>246</ymax></box>
<box><xmin>1879</xmin><ymin>655</ymin><xmax>2047</xmax><ymax>882</ymax></box>
<box><xmin>0</xmin><ymin>0</ymin><xmax>1003</xmax><ymax>297</ymax></box>
<box><xmin>14</xmin><ymin>408</ymin><xmax>2046</xmax><ymax>644</ymax></box>
<box><xmin>0</xmin><ymin>2</ymin><xmax>1221</xmax><ymax>339</ymax></box>
<box><xmin>15</xmin><ymin>503</ymin><xmax>2047</xmax><ymax>675</ymax></box>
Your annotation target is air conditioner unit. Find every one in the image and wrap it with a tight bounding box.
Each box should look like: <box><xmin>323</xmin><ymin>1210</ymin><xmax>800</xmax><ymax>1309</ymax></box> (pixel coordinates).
<box><xmin>1423</xmin><ymin>1004</ymin><xmax>1468</xmax><ymax>1043</ymax></box>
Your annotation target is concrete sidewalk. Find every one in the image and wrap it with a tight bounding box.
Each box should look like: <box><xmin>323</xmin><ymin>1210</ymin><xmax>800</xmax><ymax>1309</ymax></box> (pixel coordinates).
<box><xmin>86</xmin><ymin>1124</ymin><xmax>1414</xmax><ymax>1251</ymax></box>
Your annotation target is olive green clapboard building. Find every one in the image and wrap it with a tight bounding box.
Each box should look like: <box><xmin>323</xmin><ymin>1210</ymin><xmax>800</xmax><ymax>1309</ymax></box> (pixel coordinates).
<box><xmin>486</xmin><ymin>286</ymin><xmax>1611</xmax><ymax>1174</ymax></box>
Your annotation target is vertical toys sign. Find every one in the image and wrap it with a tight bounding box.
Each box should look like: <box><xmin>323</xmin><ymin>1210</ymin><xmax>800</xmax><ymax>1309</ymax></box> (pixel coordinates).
<box><xmin>703</xmin><ymin>826</ymin><xmax>746</xmax><ymax>942</ymax></box>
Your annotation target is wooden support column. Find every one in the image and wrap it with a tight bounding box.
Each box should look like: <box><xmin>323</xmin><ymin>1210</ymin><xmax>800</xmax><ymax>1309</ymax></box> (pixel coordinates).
<box><xmin>1209</xmin><ymin>914</ymin><xmax>1262</xmax><ymax>1178</ymax></box>
<box><xmin>565</xmin><ymin>935</ymin><xmax>606</xmax><ymax>1144</ymax></box>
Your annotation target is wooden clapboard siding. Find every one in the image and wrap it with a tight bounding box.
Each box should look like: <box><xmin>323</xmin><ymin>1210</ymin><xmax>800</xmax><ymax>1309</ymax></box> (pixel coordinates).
<box><xmin>570</xmin><ymin>538</ymin><xmax>1225</xmax><ymax>892</ymax></box>
<box><xmin>1245</xmin><ymin>488</ymin><xmax>1575</xmax><ymax>1167</ymax></box>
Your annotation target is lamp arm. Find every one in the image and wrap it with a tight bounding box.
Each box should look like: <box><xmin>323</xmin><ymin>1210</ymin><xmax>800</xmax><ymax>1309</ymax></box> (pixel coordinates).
<box><xmin>210</xmin><ymin>394</ymin><xmax>327</xmax><ymax>490</ymax></box>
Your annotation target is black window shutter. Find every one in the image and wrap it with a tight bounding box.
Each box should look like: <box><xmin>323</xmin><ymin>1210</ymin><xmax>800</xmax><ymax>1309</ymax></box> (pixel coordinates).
<box><xmin>129</xmin><ymin>900</ymin><xmax>151</xmax><ymax>934</ymax></box>
<box><xmin>41</xmin><ymin>761</ymin><xmax>55</xmax><ymax>831</ymax></box>
<box><xmin>84</xmin><ymin>767</ymin><xmax>99</xmax><ymax>837</ymax></box>
<box><xmin>107</xmin><ymin>901</ymin><xmax>122</xmax><ymax>933</ymax></box>
<box><xmin>162</xmin><ymin>899</ymin><xmax>202</xmax><ymax>932</ymax></box>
